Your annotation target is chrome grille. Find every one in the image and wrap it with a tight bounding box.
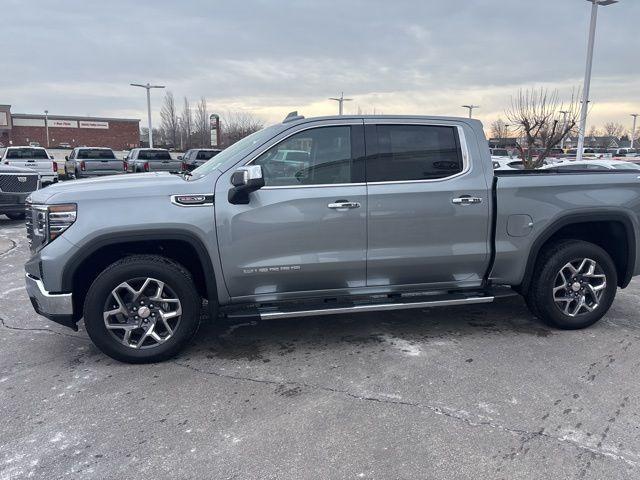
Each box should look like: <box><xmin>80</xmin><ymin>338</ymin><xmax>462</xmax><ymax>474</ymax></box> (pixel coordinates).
<box><xmin>0</xmin><ymin>174</ymin><xmax>39</xmax><ymax>193</ymax></box>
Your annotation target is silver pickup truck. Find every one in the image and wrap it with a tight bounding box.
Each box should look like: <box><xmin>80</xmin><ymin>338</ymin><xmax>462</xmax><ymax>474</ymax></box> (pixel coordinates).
<box><xmin>23</xmin><ymin>114</ymin><xmax>640</xmax><ymax>363</ymax></box>
<box><xmin>125</xmin><ymin>148</ymin><xmax>182</xmax><ymax>173</ymax></box>
<box><xmin>65</xmin><ymin>147</ymin><xmax>125</xmax><ymax>179</ymax></box>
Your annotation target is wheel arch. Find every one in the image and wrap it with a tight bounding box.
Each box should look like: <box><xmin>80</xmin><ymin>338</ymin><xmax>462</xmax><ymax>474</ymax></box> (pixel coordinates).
<box><xmin>520</xmin><ymin>211</ymin><xmax>637</xmax><ymax>292</ymax></box>
<box><xmin>62</xmin><ymin>230</ymin><xmax>219</xmax><ymax>322</ymax></box>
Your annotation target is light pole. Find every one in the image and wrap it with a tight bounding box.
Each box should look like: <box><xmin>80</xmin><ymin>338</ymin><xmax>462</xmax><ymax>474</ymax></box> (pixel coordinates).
<box><xmin>559</xmin><ymin>110</ymin><xmax>570</xmax><ymax>150</ymax></box>
<box><xmin>44</xmin><ymin>110</ymin><xmax>50</xmax><ymax>148</ymax></box>
<box><xmin>576</xmin><ymin>0</ymin><xmax>618</xmax><ymax>162</ymax></box>
<box><xmin>329</xmin><ymin>92</ymin><xmax>353</xmax><ymax>115</ymax></box>
<box><xmin>462</xmin><ymin>105</ymin><xmax>479</xmax><ymax>118</ymax></box>
<box><xmin>631</xmin><ymin>114</ymin><xmax>639</xmax><ymax>149</ymax></box>
<box><xmin>130</xmin><ymin>82</ymin><xmax>165</xmax><ymax>147</ymax></box>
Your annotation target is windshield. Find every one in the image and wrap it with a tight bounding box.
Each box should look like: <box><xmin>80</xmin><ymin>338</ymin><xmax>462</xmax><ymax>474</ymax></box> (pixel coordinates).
<box><xmin>138</xmin><ymin>150</ymin><xmax>171</xmax><ymax>160</ymax></box>
<box><xmin>191</xmin><ymin>126</ymin><xmax>280</xmax><ymax>178</ymax></box>
<box><xmin>6</xmin><ymin>147</ymin><xmax>49</xmax><ymax>159</ymax></box>
<box><xmin>77</xmin><ymin>149</ymin><xmax>116</xmax><ymax>159</ymax></box>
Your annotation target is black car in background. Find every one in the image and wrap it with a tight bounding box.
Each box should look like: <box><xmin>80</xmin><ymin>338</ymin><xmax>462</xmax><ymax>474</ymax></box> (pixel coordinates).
<box><xmin>179</xmin><ymin>148</ymin><xmax>222</xmax><ymax>171</ymax></box>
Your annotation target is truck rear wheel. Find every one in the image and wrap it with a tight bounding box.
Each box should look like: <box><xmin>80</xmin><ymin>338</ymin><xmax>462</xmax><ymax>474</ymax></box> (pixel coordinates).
<box><xmin>83</xmin><ymin>255</ymin><xmax>201</xmax><ymax>363</ymax></box>
<box><xmin>525</xmin><ymin>240</ymin><xmax>617</xmax><ymax>329</ymax></box>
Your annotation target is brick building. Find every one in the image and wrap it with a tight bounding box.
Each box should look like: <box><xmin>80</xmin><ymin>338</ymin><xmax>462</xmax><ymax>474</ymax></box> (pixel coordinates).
<box><xmin>0</xmin><ymin>104</ymin><xmax>140</xmax><ymax>150</ymax></box>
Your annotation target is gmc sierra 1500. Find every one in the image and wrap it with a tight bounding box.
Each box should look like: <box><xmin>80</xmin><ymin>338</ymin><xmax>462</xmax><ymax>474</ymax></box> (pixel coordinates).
<box><xmin>24</xmin><ymin>114</ymin><xmax>640</xmax><ymax>363</ymax></box>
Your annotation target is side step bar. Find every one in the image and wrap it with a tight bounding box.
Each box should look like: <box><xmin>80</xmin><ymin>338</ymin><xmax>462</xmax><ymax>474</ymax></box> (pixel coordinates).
<box><xmin>224</xmin><ymin>294</ymin><xmax>497</xmax><ymax>322</ymax></box>
<box><xmin>259</xmin><ymin>296</ymin><xmax>494</xmax><ymax>320</ymax></box>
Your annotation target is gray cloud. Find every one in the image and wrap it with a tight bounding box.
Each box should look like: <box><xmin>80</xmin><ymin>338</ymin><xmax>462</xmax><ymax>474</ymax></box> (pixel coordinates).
<box><xmin>3</xmin><ymin>0</ymin><xmax>638</xmax><ymax>126</ymax></box>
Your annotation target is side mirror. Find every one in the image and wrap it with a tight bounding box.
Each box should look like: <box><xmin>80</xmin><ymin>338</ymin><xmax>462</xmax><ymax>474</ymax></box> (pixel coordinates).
<box><xmin>177</xmin><ymin>155</ymin><xmax>183</xmax><ymax>160</ymax></box>
<box><xmin>50</xmin><ymin>155</ymin><xmax>55</xmax><ymax>160</ymax></box>
<box><xmin>228</xmin><ymin>165</ymin><xmax>265</xmax><ymax>204</ymax></box>
<box><xmin>65</xmin><ymin>155</ymin><xmax>69</xmax><ymax>160</ymax></box>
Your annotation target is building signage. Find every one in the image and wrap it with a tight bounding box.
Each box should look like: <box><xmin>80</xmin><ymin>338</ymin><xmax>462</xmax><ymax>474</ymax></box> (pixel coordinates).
<box><xmin>209</xmin><ymin>113</ymin><xmax>220</xmax><ymax>147</ymax></box>
<box><xmin>80</xmin><ymin>120</ymin><xmax>109</xmax><ymax>129</ymax></box>
<box><xmin>12</xmin><ymin>118</ymin><xmax>46</xmax><ymax>127</ymax></box>
<box><xmin>49</xmin><ymin>119</ymin><xmax>78</xmax><ymax>128</ymax></box>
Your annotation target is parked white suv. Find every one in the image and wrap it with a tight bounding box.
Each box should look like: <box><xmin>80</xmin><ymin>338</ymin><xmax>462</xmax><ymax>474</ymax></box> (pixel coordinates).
<box><xmin>1</xmin><ymin>146</ymin><xmax>58</xmax><ymax>185</ymax></box>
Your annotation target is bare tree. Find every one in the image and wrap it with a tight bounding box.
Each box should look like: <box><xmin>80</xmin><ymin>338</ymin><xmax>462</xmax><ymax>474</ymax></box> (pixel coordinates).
<box><xmin>490</xmin><ymin>118</ymin><xmax>509</xmax><ymax>140</ymax></box>
<box><xmin>505</xmin><ymin>88</ymin><xmax>580</xmax><ymax>169</ymax></box>
<box><xmin>160</xmin><ymin>91</ymin><xmax>179</xmax><ymax>148</ymax></box>
<box><xmin>180</xmin><ymin>97</ymin><xmax>192</xmax><ymax>150</ymax></box>
<box><xmin>220</xmin><ymin>111</ymin><xmax>264</xmax><ymax>147</ymax></box>
<box><xmin>194</xmin><ymin>97</ymin><xmax>209</xmax><ymax>148</ymax></box>
<box><xmin>602</xmin><ymin>122</ymin><xmax>626</xmax><ymax>139</ymax></box>
<box><xmin>587</xmin><ymin>125</ymin><xmax>600</xmax><ymax>138</ymax></box>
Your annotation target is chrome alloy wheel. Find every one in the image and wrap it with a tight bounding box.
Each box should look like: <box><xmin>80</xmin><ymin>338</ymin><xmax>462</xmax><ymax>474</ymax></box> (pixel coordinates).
<box><xmin>553</xmin><ymin>258</ymin><xmax>607</xmax><ymax>317</ymax></box>
<box><xmin>103</xmin><ymin>277</ymin><xmax>182</xmax><ymax>349</ymax></box>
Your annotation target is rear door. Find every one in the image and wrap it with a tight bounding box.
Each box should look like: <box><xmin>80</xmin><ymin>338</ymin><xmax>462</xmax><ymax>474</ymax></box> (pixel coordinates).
<box><xmin>365</xmin><ymin>120</ymin><xmax>491</xmax><ymax>289</ymax></box>
<box><xmin>215</xmin><ymin>121</ymin><xmax>367</xmax><ymax>300</ymax></box>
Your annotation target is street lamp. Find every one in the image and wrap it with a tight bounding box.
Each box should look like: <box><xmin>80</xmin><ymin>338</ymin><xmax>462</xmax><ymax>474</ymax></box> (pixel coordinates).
<box><xmin>631</xmin><ymin>114</ymin><xmax>638</xmax><ymax>149</ymax></box>
<box><xmin>462</xmin><ymin>105</ymin><xmax>479</xmax><ymax>118</ymax></box>
<box><xmin>576</xmin><ymin>0</ymin><xmax>618</xmax><ymax>162</ymax></box>
<box><xmin>329</xmin><ymin>92</ymin><xmax>353</xmax><ymax>115</ymax></box>
<box><xmin>559</xmin><ymin>110</ymin><xmax>570</xmax><ymax>150</ymax></box>
<box><xmin>130</xmin><ymin>82</ymin><xmax>165</xmax><ymax>148</ymax></box>
<box><xmin>44</xmin><ymin>109</ymin><xmax>50</xmax><ymax>148</ymax></box>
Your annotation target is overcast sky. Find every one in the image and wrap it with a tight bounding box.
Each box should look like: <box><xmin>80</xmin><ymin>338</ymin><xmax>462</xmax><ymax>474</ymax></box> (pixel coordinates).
<box><xmin>4</xmin><ymin>0</ymin><xmax>639</xmax><ymax>131</ymax></box>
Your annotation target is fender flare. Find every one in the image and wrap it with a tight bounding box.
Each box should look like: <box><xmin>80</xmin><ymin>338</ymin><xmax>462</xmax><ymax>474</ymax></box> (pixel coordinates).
<box><xmin>520</xmin><ymin>211</ymin><xmax>637</xmax><ymax>291</ymax></box>
<box><xmin>61</xmin><ymin>229</ymin><xmax>219</xmax><ymax>317</ymax></box>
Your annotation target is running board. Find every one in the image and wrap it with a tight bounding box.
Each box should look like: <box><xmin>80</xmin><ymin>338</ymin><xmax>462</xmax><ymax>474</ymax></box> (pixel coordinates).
<box><xmin>259</xmin><ymin>296</ymin><xmax>494</xmax><ymax>320</ymax></box>
<box><xmin>224</xmin><ymin>294</ymin><xmax>496</xmax><ymax>321</ymax></box>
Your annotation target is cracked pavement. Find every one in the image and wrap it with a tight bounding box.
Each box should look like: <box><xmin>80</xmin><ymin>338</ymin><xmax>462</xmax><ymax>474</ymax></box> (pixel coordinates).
<box><xmin>1</xmin><ymin>216</ymin><xmax>640</xmax><ymax>479</ymax></box>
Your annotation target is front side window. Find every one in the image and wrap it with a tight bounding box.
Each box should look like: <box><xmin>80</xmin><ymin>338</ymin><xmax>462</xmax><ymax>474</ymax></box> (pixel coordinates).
<box><xmin>368</xmin><ymin>125</ymin><xmax>464</xmax><ymax>182</ymax></box>
<box><xmin>253</xmin><ymin>126</ymin><xmax>352</xmax><ymax>186</ymax></box>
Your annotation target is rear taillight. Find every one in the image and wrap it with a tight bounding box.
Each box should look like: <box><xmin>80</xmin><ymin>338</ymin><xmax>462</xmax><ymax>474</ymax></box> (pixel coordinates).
<box><xmin>144</xmin><ymin>162</ymin><xmax>149</xmax><ymax>172</ymax></box>
<box><xmin>52</xmin><ymin>161</ymin><xmax>58</xmax><ymax>172</ymax></box>
<box><xmin>181</xmin><ymin>162</ymin><xmax>187</xmax><ymax>171</ymax></box>
<box><xmin>123</xmin><ymin>161</ymin><xmax>128</xmax><ymax>171</ymax></box>
<box><xmin>80</xmin><ymin>160</ymin><xmax>86</xmax><ymax>171</ymax></box>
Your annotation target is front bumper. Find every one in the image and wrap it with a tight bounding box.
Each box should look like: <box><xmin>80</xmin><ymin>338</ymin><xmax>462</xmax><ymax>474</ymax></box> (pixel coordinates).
<box><xmin>25</xmin><ymin>274</ymin><xmax>77</xmax><ymax>330</ymax></box>
<box><xmin>0</xmin><ymin>192</ymin><xmax>29</xmax><ymax>214</ymax></box>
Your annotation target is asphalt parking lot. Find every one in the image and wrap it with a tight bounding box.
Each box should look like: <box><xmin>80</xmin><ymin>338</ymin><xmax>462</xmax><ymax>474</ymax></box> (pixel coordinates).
<box><xmin>1</xmin><ymin>217</ymin><xmax>640</xmax><ymax>479</ymax></box>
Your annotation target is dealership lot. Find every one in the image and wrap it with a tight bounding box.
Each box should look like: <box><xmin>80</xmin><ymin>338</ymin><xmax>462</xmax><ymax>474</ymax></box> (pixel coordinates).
<box><xmin>1</xmin><ymin>218</ymin><xmax>640</xmax><ymax>479</ymax></box>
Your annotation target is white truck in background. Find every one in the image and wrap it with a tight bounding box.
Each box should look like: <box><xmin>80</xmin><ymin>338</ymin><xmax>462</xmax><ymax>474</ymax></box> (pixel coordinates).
<box><xmin>1</xmin><ymin>146</ymin><xmax>59</xmax><ymax>185</ymax></box>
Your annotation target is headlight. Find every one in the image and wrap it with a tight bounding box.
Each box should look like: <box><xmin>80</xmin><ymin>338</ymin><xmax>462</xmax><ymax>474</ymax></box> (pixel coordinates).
<box><xmin>32</xmin><ymin>203</ymin><xmax>77</xmax><ymax>248</ymax></box>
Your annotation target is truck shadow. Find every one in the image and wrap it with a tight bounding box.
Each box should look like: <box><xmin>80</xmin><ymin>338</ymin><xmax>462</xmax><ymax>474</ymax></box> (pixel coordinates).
<box><xmin>183</xmin><ymin>296</ymin><xmax>554</xmax><ymax>363</ymax></box>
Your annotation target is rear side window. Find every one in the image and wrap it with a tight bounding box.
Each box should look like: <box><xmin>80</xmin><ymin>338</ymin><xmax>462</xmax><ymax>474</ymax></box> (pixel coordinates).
<box><xmin>6</xmin><ymin>148</ymin><xmax>49</xmax><ymax>159</ymax></box>
<box><xmin>77</xmin><ymin>149</ymin><xmax>116</xmax><ymax>159</ymax></box>
<box><xmin>368</xmin><ymin>125</ymin><xmax>464</xmax><ymax>182</ymax></box>
<box><xmin>138</xmin><ymin>150</ymin><xmax>171</xmax><ymax>160</ymax></box>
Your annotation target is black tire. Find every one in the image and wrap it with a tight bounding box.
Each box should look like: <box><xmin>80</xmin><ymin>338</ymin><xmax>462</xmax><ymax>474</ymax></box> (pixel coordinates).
<box><xmin>525</xmin><ymin>240</ymin><xmax>617</xmax><ymax>329</ymax></box>
<box><xmin>5</xmin><ymin>212</ymin><xmax>26</xmax><ymax>220</ymax></box>
<box><xmin>83</xmin><ymin>255</ymin><xmax>202</xmax><ymax>363</ymax></box>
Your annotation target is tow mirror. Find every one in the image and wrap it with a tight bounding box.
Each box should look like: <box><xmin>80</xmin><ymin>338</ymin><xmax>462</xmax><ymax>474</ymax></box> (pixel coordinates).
<box><xmin>228</xmin><ymin>165</ymin><xmax>264</xmax><ymax>204</ymax></box>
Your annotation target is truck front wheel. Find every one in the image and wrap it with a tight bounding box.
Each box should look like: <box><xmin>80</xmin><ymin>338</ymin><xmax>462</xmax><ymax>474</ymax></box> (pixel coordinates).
<box><xmin>83</xmin><ymin>255</ymin><xmax>202</xmax><ymax>363</ymax></box>
<box><xmin>525</xmin><ymin>240</ymin><xmax>617</xmax><ymax>329</ymax></box>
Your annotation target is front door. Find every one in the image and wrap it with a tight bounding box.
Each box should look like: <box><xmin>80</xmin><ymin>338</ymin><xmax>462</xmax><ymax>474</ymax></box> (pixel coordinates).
<box><xmin>216</xmin><ymin>122</ymin><xmax>367</xmax><ymax>301</ymax></box>
<box><xmin>365</xmin><ymin>121</ymin><xmax>491</xmax><ymax>289</ymax></box>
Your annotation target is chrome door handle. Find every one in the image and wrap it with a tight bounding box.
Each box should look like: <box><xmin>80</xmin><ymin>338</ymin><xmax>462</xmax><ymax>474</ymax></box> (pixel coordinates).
<box><xmin>328</xmin><ymin>201</ymin><xmax>361</xmax><ymax>209</ymax></box>
<box><xmin>452</xmin><ymin>196</ymin><xmax>482</xmax><ymax>205</ymax></box>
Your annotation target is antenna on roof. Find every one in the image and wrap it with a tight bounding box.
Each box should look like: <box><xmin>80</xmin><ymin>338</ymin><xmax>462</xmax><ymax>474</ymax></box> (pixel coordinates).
<box><xmin>283</xmin><ymin>111</ymin><xmax>304</xmax><ymax>123</ymax></box>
